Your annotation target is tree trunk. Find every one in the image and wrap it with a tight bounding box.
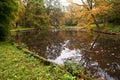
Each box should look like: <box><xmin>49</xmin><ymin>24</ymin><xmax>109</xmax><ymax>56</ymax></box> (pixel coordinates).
<box><xmin>91</xmin><ymin>14</ymin><xmax>100</xmax><ymax>30</ymax></box>
<box><xmin>90</xmin><ymin>34</ymin><xmax>100</xmax><ymax>50</ymax></box>
<box><xmin>81</xmin><ymin>0</ymin><xmax>100</xmax><ymax>30</ymax></box>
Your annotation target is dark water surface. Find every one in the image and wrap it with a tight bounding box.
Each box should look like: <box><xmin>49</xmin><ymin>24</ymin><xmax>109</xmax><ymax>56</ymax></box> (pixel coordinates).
<box><xmin>12</xmin><ymin>29</ymin><xmax>120</xmax><ymax>80</ymax></box>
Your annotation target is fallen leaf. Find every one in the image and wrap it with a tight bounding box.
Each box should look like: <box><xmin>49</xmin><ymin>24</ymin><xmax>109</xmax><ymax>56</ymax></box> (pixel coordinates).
<box><xmin>107</xmin><ymin>63</ymin><xmax>110</xmax><ymax>66</ymax></box>
<box><xmin>33</xmin><ymin>64</ymin><xmax>36</xmax><ymax>67</ymax></box>
<box><xmin>15</xmin><ymin>64</ymin><xmax>18</xmax><ymax>67</ymax></box>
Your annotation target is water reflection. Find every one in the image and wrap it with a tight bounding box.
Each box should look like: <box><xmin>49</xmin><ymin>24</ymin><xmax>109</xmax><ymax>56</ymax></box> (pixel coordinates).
<box><xmin>12</xmin><ymin>29</ymin><xmax>120</xmax><ymax>80</ymax></box>
<box><xmin>86</xmin><ymin>35</ymin><xmax>120</xmax><ymax>80</ymax></box>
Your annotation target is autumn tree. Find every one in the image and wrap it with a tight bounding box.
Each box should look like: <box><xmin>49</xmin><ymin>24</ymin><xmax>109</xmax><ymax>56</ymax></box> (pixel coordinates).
<box><xmin>80</xmin><ymin>0</ymin><xmax>112</xmax><ymax>29</ymax></box>
<box><xmin>14</xmin><ymin>0</ymin><xmax>26</xmax><ymax>28</ymax></box>
<box><xmin>44</xmin><ymin>0</ymin><xmax>64</xmax><ymax>28</ymax></box>
<box><xmin>64</xmin><ymin>4</ymin><xmax>79</xmax><ymax>26</ymax></box>
<box><xmin>66</xmin><ymin>0</ymin><xmax>111</xmax><ymax>30</ymax></box>
<box><xmin>0</xmin><ymin>0</ymin><xmax>18</xmax><ymax>41</ymax></box>
<box><xmin>65</xmin><ymin>0</ymin><xmax>87</xmax><ymax>27</ymax></box>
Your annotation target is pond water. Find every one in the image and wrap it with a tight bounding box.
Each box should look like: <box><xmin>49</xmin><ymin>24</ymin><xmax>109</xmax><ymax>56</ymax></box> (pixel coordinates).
<box><xmin>12</xmin><ymin>29</ymin><xmax>120</xmax><ymax>80</ymax></box>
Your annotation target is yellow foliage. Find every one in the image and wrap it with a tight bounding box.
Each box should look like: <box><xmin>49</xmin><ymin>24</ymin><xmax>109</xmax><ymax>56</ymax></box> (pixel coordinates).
<box><xmin>64</xmin><ymin>0</ymin><xmax>112</xmax><ymax>30</ymax></box>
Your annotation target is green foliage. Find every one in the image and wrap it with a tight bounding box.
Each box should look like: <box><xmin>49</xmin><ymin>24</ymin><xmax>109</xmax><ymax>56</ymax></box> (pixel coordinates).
<box><xmin>23</xmin><ymin>0</ymin><xmax>49</xmax><ymax>28</ymax></box>
<box><xmin>65</xmin><ymin>18</ymin><xmax>77</xmax><ymax>26</ymax></box>
<box><xmin>64</xmin><ymin>61</ymin><xmax>95</xmax><ymax>80</ymax></box>
<box><xmin>0</xmin><ymin>0</ymin><xmax>18</xmax><ymax>41</ymax></box>
<box><xmin>108</xmin><ymin>0</ymin><xmax>120</xmax><ymax>24</ymax></box>
<box><xmin>0</xmin><ymin>42</ymin><xmax>76</xmax><ymax>80</ymax></box>
<box><xmin>44</xmin><ymin>0</ymin><xmax>64</xmax><ymax>28</ymax></box>
<box><xmin>0</xmin><ymin>24</ymin><xmax>9</xmax><ymax>41</ymax></box>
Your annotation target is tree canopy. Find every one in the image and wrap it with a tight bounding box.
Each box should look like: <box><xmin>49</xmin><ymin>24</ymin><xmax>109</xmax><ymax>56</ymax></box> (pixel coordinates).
<box><xmin>0</xmin><ymin>0</ymin><xmax>18</xmax><ymax>41</ymax></box>
<box><xmin>19</xmin><ymin>0</ymin><xmax>49</xmax><ymax>28</ymax></box>
<box><xmin>108</xmin><ymin>0</ymin><xmax>120</xmax><ymax>24</ymax></box>
<box><xmin>0</xmin><ymin>0</ymin><xmax>120</xmax><ymax>41</ymax></box>
<box><xmin>44</xmin><ymin>0</ymin><xmax>63</xmax><ymax>28</ymax></box>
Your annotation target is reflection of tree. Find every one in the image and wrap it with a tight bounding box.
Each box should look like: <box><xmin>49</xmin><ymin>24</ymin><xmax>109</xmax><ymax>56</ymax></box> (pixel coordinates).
<box><xmin>13</xmin><ymin>30</ymin><xmax>120</xmax><ymax>80</ymax></box>
<box><xmin>46</xmin><ymin>43</ymin><xmax>61</xmax><ymax>59</ymax></box>
<box><xmin>64</xmin><ymin>30</ymin><xmax>93</xmax><ymax>49</ymax></box>
<box><xmin>14</xmin><ymin>30</ymin><xmax>62</xmax><ymax>59</ymax></box>
<box><xmin>15</xmin><ymin>31</ymin><xmax>21</xmax><ymax>44</ymax></box>
<box><xmin>90</xmin><ymin>34</ymin><xmax>100</xmax><ymax>50</ymax></box>
<box><xmin>14</xmin><ymin>30</ymin><xmax>73</xmax><ymax>59</ymax></box>
<box><xmin>81</xmin><ymin>34</ymin><xmax>120</xmax><ymax>80</ymax></box>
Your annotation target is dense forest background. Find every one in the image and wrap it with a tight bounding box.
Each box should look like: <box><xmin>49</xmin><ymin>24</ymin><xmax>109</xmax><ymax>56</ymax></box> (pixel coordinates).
<box><xmin>0</xmin><ymin>0</ymin><xmax>120</xmax><ymax>41</ymax></box>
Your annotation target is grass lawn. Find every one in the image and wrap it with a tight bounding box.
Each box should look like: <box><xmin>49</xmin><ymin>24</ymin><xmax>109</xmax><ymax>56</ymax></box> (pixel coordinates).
<box><xmin>61</xmin><ymin>26</ymin><xmax>83</xmax><ymax>29</ymax></box>
<box><xmin>91</xmin><ymin>24</ymin><xmax>120</xmax><ymax>34</ymax></box>
<box><xmin>103</xmin><ymin>24</ymin><xmax>120</xmax><ymax>33</ymax></box>
<box><xmin>10</xmin><ymin>27</ymin><xmax>34</xmax><ymax>32</ymax></box>
<box><xmin>0</xmin><ymin>42</ymin><xmax>76</xmax><ymax>80</ymax></box>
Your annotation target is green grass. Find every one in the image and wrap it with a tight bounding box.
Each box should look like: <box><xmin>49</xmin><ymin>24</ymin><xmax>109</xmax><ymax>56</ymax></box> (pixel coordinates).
<box><xmin>10</xmin><ymin>27</ymin><xmax>34</xmax><ymax>32</ymax></box>
<box><xmin>50</xmin><ymin>25</ymin><xmax>79</xmax><ymax>29</ymax></box>
<box><xmin>64</xmin><ymin>26</ymin><xmax>78</xmax><ymax>28</ymax></box>
<box><xmin>103</xmin><ymin>24</ymin><xmax>120</xmax><ymax>33</ymax></box>
<box><xmin>91</xmin><ymin>24</ymin><xmax>120</xmax><ymax>33</ymax></box>
<box><xmin>61</xmin><ymin>26</ymin><xmax>80</xmax><ymax>29</ymax></box>
<box><xmin>0</xmin><ymin>42</ymin><xmax>76</xmax><ymax>80</ymax></box>
<box><xmin>0</xmin><ymin>42</ymin><xmax>97</xmax><ymax>80</ymax></box>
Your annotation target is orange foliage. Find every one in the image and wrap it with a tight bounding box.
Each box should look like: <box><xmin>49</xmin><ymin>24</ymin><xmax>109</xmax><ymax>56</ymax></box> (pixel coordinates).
<box><xmin>75</xmin><ymin>0</ymin><xmax>112</xmax><ymax>29</ymax></box>
<box><xmin>64</xmin><ymin>0</ymin><xmax>112</xmax><ymax>30</ymax></box>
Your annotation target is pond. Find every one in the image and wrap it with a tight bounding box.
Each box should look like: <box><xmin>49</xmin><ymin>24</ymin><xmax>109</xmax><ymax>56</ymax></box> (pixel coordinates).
<box><xmin>12</xmin><ymin>29</ymin><xmax>120</xmax><ymax>80</ymax></box>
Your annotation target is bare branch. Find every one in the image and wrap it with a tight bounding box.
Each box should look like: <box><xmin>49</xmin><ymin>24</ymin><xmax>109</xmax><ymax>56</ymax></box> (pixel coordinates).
<box><xmin>81</xmin><ymin>0</ymin><xmax>90</xmax><ymax>10</ymax></box>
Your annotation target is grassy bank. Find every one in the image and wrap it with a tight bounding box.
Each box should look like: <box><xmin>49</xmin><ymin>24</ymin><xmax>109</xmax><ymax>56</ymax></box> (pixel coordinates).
<box><xmin>10</xmin><ymin>27</ymin><xmax>34</xmax><ymax>32</ymax></box>
<box><xmin>103</xmin><ymin>24</ymin><xmax>120</xmax><ymax>33</ymax></box>
<box><xmin>91</xmin><ymin>24</ymin><xmax>120</xmax><ymax>34</ymax></box>
<box><xmin>0</xmin><ymin>42</ymin><xmax>75</xmax><ymax>80</ymax></box>
<box><xmin>0</xmin><ymin>42</ymin><xmax>96</xmax><ymax>80</ymax></box>
<box><xmin>62</xmin><ymin>26</ymin><xmax>78</xmax><ymax>29</ymax></box>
